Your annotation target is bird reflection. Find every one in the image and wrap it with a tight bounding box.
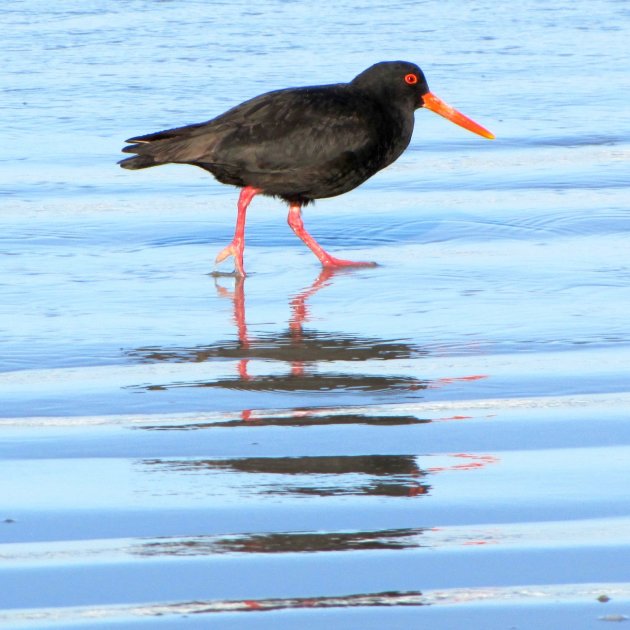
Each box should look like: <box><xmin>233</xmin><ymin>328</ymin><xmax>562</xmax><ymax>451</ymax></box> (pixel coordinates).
<box><xmin>143</xmin><ymin>454</ymin><xmax>430</xmax><ymax>498</ymax></box>
<box><xmin>133</xmin><ymin>527</ymin><xmax>426</xmax><ymax>557</ymax></box>
<box><xmin>128</xmin><ymin>268</ymin><xmax>427</xmax><ymax>399</ymax></box>
<box><xmin>140</xmin><ymin>413</ymin><xmax>429</xmax><ymax>431</ymax></box>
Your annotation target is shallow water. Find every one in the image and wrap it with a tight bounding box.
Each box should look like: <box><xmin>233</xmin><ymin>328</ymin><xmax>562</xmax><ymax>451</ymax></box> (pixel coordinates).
<box><xmin>1</xmin><ymin>1</ymin><xmax>630</xmax><ymax>628</ymax></box>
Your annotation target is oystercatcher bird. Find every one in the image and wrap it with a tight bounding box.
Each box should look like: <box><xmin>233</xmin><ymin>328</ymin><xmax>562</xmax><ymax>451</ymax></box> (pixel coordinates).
<box><xmin>120</xmin><ymin>61</ymin><xmax>494</xmax><ymax>275</ymax></box>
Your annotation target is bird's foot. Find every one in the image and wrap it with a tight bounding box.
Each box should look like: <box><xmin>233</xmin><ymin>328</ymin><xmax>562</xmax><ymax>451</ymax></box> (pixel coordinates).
<box><xmin>321</xmin><ymin>255</ymin><xmax>378</xmax><ymax>269</ymax></box>
<box><xmin>215</xmin><ymin>243</ymin><xmax>235</xmax><ymax>264</ymax></box>
<box><xmin>215</xmin><ymin>242</ymin><xmax>246</xmax><ymax>276</ymax></box>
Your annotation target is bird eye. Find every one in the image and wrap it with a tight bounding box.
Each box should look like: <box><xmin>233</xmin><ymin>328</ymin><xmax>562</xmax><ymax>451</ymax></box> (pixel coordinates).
<box><xmin>404</xmin><ymin>73</ymin><xmax>418</xmax><ymax>85</ymax></box>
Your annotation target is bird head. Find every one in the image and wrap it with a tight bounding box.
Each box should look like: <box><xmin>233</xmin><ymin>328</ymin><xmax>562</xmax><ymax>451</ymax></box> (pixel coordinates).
<box><xmin>354</xmin><ymin>61</ymin><xmax>495</xmax><ymax>140</ymax></box>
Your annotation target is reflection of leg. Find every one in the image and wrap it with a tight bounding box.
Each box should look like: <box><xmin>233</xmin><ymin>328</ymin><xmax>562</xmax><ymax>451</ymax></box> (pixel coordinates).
<box><xmin>213</xmin><ymin>276</ymin><xmax>248</xmax><ymax>349</ymax></box>
<box><xmin>291</xmin><ymin>361</ymin><xmax>305</xmax><ymax>377</ymax></box>
<box><xmin>288</xmin><ymin>268</ymin><xmax>340</xmax><ymax>379</ymax></box>
<box><xmin>215</xmin><ymin>186</ymin><xmax>261</xmax><ymax>276</ymax></box>
<box><xmin>213</xmin><ymin>275</ymin><xmax>250</xmax><ymax>382</ymax></box>
<box><xmin>238</xmin><ymin>358</ymin><xmax>251</xmax><ymax>381</ymax></box>
<box><xmin>232</xmin><ymin>276</ymin><xmax>248</xmax><ymax>349</ymax></box>
<box><xmin>289</xmin><ymin>267</ymin><xmax>336</xmax><ymax>337</ymax></box>
<box><xmin>287</xmin><ymin>203</ymin><xmax>377</xmax><ymax>268</ymax></box>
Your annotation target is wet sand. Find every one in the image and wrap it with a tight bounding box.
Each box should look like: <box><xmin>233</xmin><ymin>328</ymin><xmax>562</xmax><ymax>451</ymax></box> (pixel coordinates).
<box><xmin>2</xmin><ymin>1</ymin><xmax>630</xmax><ymax>627</ymax></box>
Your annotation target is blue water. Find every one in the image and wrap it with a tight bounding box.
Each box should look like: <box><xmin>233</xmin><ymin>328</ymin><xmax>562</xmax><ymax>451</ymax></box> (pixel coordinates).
<box><xmin>1</xmin><ymin>1</ymin><xmax>630</xmax><ymax>628</ymax></box>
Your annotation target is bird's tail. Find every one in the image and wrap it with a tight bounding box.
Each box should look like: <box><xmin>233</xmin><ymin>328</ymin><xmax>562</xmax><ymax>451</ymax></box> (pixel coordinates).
<box><xmin>118</xmin><ymin>154</ymin><xmax>158</xmax><ymax>170</ymax></box>
<box><xmin>119</xmin><ymin>122</ymin><xmax>209</xmax><ymax>170</ymax></box>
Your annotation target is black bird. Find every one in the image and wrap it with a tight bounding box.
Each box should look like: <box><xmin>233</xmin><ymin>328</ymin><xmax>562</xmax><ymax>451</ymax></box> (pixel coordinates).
<box><xmin>120</xmin><ymin>61</ymin><xmax>494</xmax><ymax>275</ymax></box>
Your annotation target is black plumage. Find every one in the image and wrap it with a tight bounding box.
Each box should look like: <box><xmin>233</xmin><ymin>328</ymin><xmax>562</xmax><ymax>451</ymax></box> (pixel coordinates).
<box><xmin>120</xmin><ymin>61</ymin><xmax>493</xmax><ymax>275</ymax></box>
<box><xmin>120</xmin><ymin>61</ymin><xmax>425</xmax><ymax>203</ymax></box>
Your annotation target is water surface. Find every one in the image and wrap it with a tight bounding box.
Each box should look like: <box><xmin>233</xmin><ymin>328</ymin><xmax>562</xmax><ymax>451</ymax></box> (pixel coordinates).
<box><xmin>1</xmin><ymin>1</ymin><xmax>630</xmax><ymax>627</ymax></box>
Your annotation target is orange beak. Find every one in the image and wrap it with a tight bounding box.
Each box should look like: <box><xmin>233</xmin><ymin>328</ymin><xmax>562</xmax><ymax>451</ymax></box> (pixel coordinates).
<box><xmin>422</xmin><ymin>92</ymin><xmax>495</xmax><ymax>140</ymax></box>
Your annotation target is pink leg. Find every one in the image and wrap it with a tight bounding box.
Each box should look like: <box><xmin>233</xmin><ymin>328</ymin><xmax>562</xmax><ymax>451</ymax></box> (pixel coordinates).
<box><xmin>287</xmin><ymin>203</ymin><xmax>377</xmax><ymax>268</ymax></box>
<box><xmin>215</xmin><ymin>186</ymin><xmax>261</xmax><ymax>276</ymax></box>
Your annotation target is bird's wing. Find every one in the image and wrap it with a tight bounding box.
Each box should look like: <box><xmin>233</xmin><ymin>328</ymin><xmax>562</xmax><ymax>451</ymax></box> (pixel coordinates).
<box><xmin>207</xmin><ymin>86</ymin><xmax>385</xmax><ymax>172</ymax></box>
<box><xmin>123</xmin><ymin>86</ymin><xmax>386</xmax><ymax>171</ymax></box>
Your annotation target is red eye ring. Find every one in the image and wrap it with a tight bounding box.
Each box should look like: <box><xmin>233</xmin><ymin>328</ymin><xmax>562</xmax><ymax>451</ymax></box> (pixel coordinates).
<box><xmin>404</xmin><ymin>73</ymin><xmax>418</xmax><ymax>85</ymax></box>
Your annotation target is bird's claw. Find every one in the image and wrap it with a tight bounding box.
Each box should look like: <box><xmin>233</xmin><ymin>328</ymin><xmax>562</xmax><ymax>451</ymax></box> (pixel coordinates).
<box><xmin>215</xmin><ymin>243</ymin><xmax>236</xmax><ymax>264</ymax></box>
<box><xmin>215</xmin><ymin>242</ymin><xmax>245</xmax><ymax>276</ymax></box>
<box><xmin>321</xmin><ymin>257</ymin><xmax>378</xmax><ymax>269</ymax></box>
